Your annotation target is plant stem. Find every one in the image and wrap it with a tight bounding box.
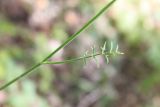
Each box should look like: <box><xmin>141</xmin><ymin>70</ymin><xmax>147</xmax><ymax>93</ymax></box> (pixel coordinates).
<box><xmin>43</xmin><ymin>53</ymin><xmax>102</xmax><ymax>65</ymax></box>
<box><xmin>0</xmin><ymin>0</ymin><xmax>116</xmax><ymax>90</ymax></box>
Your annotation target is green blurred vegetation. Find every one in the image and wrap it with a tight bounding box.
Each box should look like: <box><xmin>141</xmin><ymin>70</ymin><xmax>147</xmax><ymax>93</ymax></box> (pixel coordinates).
<box><xmin>0</xmin><ymin>0</ymin><xmax>160</xmax><ymax>107</ymax></box>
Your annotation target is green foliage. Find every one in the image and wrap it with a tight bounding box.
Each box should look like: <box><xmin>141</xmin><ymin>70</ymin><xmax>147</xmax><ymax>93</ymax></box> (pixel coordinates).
<box><xmin>1</xmin><ymin>0</ymin><xmax>160</xmax><ymax>106</ymax></box>
<box><xmin>9</xmin><ymin>80</ymin><xmax>49</xmax><ymax>107</ymax></box>
<box><xmin>139</xmin><ymin>71</ymin><xmax>160</xmax><ymax>92</ymax></box>
<box><xmin>0</xmin><ymin>17</ymin><xmax>17</xmax><ymax>35</ymax></box>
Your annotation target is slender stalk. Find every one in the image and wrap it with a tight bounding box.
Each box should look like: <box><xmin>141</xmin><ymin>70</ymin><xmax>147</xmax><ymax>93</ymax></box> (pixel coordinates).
<box><xmin>0</xmin><ymin>0</ymin><xmax>116</xmax><ymax>90</ymax></box>
<box><xmin>43</xmin><ymin>53</ymin><xmax>102</xmax><ymax>65</ymax></box>
<box><xmin>43</xmin><ymin>51</ymin><xmax>119</xmax><ymax>65</ymax></box>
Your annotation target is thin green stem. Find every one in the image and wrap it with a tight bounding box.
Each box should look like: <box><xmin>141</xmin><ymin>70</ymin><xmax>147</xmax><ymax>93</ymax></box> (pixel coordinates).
<box><xmin>0</xmin><ymin>0</ymin><xmax>116</xmax><ymax>90</ymax></box>
<box><xmin>43</xmin><ymin>51</ymin><xmax>118</xmax><ymax>65</ymax></box>
<box><xmin>43</xmin><ymin>53</ymin><xmax>102</xmax><ymax>65</ymax></box>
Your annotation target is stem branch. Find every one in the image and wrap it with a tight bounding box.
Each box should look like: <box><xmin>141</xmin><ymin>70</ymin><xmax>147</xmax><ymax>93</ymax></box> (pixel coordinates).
<box><xmin>0</xmin><ymin>0</ymin><xmax>116</xmax><ymax>90</ymax></box>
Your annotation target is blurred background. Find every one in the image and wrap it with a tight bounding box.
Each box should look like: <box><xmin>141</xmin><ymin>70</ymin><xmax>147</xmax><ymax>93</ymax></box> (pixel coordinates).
<box><xmin>0</xmin><ymin>0</ymin><xmax>160</xmax><ymax>107</ymax></box>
